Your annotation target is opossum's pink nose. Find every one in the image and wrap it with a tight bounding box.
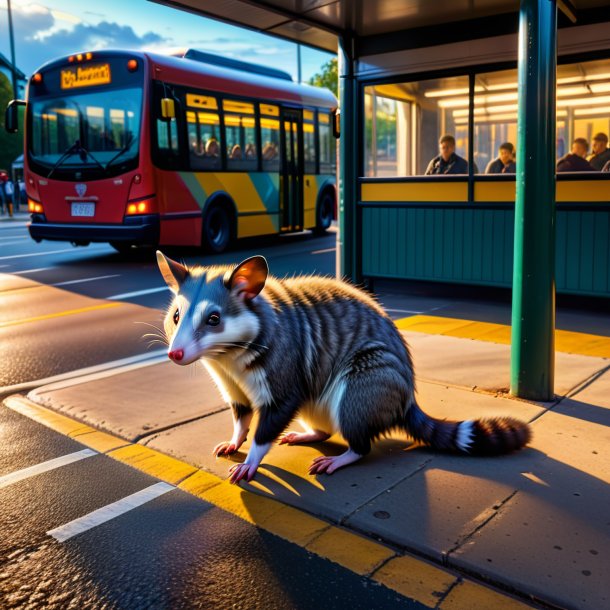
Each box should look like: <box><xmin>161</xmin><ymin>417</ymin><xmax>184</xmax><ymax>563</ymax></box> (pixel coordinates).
<box><xmin>168</xmin><ymin>349</ymin><xmax>184</xmax><ymax>362</ymax></box>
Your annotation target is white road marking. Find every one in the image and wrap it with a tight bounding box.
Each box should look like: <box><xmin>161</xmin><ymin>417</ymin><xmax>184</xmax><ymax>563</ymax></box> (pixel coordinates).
<box><xmin>386</xmin><ymin>308</ymin><xmax>428</xmax><ymax>315</ymax></box>
<box><xmin>52</xmin><ymin>274</ymin><xmax>120</xmax><ymax>287</ymax></box>
<box><xmin>0</xmin><ymin>246</ymin><xmax>107</xmax><ymax>260</ymax></box>
<box><xmin>0</xmin><ymin>449</ymin><xmax>97</xmax><ymax>489</ymax></box>
<box><xmin>0</xmin><ymin>235</ymin><xmax>27</xmax><ymax>241</ymax></box>
<box><xmin>47</xmin><ymin>482</ymin><xmax>175</xmax><ymax>542</ymax></box>
<box><xmin>311</xmin><ymin>247</ymin><xmax>336</xmax><ymax>255</ymax></box>
<box><xmin>107</xmin><ymin>286</ymin><xmax>169</xmax><ymax>300</ymax></box>
<box><xmin>12</xmin><ymin>267</ymin><xmax>52</xmax><ymax>275</ymax></box>
<box><xmin>0</xmin><ymin>350</ymin><xmax>166</xmax><ymax>396</ymax></box>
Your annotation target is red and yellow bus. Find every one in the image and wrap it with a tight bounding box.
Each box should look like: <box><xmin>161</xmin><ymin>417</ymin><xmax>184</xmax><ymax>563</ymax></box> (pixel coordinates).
<box><xmin>6</xmin><ymin>49</ymin><xmax>337</xmax><ymax>253</ymax></box>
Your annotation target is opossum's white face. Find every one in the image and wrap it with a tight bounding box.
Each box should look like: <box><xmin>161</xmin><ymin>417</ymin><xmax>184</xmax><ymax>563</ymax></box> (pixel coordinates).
<box><xmin>157</xmin><ymin>252</ymin><xmax>267</xmax><ymax>366</ymax></box>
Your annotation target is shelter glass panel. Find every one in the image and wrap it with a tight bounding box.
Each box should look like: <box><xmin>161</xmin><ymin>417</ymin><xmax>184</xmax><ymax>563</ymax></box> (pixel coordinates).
<box><xmin>364</xmin><ymin>76</ymin><xmax>470</xmax><ymax>177</ymax></box>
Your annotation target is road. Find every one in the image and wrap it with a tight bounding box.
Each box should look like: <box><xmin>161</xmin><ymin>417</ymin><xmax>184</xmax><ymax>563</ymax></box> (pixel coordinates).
<box><xmin>0</xmin><ymin>222</ymin><xmax>428</xmax><ymax>609</ymax></box>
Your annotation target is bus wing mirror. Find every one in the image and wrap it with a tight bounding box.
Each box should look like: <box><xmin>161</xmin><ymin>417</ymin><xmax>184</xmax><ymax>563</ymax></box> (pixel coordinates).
<box><xmin>160</xmin><ymin>97</ymin><xmax>176</xmax><ymax>121</ymax></box>
<box><xmin>5</xmin><ymin>99</ymin><xmax>26</xmax><ymax>134</ymax></box>
<box><xmin>332</xmin><ymin>108</ymin><xmax>340</xmax><ymax>139</ymax></box>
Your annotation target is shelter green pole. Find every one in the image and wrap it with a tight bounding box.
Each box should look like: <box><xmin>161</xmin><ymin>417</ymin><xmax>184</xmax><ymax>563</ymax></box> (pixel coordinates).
<box><xmin>510</xmin><ymin>0</ymin><xmax>557</xmax><ymax>400</ymax></box>
<box><xmin>337</xmin><ymin>36</ymin><xmax>358</xmax><ymax>281</ymax></box>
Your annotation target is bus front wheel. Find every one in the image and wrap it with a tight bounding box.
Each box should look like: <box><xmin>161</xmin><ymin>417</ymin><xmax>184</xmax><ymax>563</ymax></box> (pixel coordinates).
<box><xmin>202</xmin><ymin>203</ymin><xmax>232</xmax><ymax>253</ymax></box>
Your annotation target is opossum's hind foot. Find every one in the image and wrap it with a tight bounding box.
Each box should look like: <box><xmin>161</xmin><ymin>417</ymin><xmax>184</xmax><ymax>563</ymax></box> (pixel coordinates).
<box><xmin>309</xmin><ymin>448</ymin><xmax>363</xmax><ymax>475</ymax></box>
<box><xmin>213</xmin><ymin>441</ymin><xmax>242</xmax><ymax>457</ymax></box>
<box><xmin>279</xmin><ymin>429</ymin><xmax>331</xmax><ymax>445</ymax></box>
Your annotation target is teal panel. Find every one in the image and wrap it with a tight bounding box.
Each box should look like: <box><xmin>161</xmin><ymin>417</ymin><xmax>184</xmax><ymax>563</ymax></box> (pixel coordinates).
<box><xmin>361</xmin><ymin>204</ymin><xmax>610</xmax><ymax>297</ymax></box>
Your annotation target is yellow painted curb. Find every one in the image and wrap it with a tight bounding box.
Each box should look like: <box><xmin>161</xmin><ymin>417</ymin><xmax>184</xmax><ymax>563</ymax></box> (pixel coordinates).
<box><xmin>396</xmin><ymin>314</ymin><xmax>610</xmax><ymax>359</ymax></box>
<box><xmin>3</xmin><ymin>394</ymin><xmax>535</xmax><ymax>609</ymax></box>
<box><xmin>107</xmin><ymin>444</ymin><xmax>198</xmax><ymax>485</ymax></box>
<box><xmin>305</xmin><ymin>527</ymin><xmax>395</xmax><ymax>575</ymax></box>
<box><xmin>439</xmin><ymin>580</ymin><xmax>534</xmax><ymax>609</ymax></box>
<box><xmin>372</xmin><ymin>555</ymin><xmax>458</xmax><ymax>608</ymax></box>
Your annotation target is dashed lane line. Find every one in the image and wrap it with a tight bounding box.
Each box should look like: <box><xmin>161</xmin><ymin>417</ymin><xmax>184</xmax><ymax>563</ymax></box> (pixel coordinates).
<box><xmin>0</xmin><ymin>448</ymin><xmax>97</xmax><ymax>489</ymax></box>
<box><xmin>47</xmin><ymin>482</ymin><xmax>175</xmax><ymax>542</ymax></box>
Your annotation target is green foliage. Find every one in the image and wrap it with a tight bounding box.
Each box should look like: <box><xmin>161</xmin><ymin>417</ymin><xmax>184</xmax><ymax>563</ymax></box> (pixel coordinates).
<box><xmin>0</xmin><ymin>73</ymin><xmax>25</xmax><ymax>173</ymax></box>
<box><xmin>308</xmin><ymin>57</ymin><xmax>338</xmax><ymax>98</ymax></box>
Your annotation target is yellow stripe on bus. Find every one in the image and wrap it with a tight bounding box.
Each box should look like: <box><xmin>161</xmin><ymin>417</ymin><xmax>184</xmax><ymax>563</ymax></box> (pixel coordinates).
<box><xmin>0</xmin><ymin>302</ymin><xmax>123</xmax><ymax>328</ymax></box>
<box><xmin>361</xmin><ymin>181</ymin><xmax>469</xmax><ymax>202</ymax></box>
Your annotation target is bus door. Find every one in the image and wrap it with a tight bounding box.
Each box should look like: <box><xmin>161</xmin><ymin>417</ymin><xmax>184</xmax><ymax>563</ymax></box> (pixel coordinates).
<box><xmin>280</xmin><ymin>108</ymin><xmax>304</xmax><ymax>232</ymax></box>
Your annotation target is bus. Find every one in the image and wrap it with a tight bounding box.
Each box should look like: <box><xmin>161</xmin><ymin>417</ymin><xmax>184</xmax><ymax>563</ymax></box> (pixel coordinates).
<box><xmin>5</xmin><ymin>48</ymin><xmax>338</xmax><ymax>253</ymax></box>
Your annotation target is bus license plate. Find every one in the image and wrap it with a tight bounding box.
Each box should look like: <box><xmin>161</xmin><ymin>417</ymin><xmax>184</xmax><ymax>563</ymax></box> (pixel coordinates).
<box><xmin>71</xmin><ymin>202</ymin><xmax>95</xmax><ymax>217</ymax></box>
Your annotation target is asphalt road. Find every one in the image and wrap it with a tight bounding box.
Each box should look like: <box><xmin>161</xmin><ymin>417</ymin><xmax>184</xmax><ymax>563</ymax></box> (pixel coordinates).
<box><xmin>0</xmin><ymin>222</ymin><xmax>337</xmax><ymax>390</ymax></box>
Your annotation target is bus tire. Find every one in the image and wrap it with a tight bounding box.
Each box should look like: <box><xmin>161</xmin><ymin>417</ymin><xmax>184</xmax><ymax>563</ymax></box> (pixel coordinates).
<box><xmin>313</xmin><ymin>189</ymin><xmax>335</xmax><ymax>235</ymax></box>
<box><xmin>202</xmin><ymin>202</ymin><xmax>232</xmax><ymax>253</ymax></box>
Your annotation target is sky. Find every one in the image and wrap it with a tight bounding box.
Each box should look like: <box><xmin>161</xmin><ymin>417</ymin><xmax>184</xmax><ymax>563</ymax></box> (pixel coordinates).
<box><xmin>0</xmin><ymin>0</ymin><xmax>334</xmax><ymax>82</ymax></box>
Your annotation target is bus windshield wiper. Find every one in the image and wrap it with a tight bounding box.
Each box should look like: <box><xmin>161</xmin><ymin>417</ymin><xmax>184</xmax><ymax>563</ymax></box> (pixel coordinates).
<box><xmin>46</xmin><ymin>139</ymin><xmax>105</xmax><ymax>179</ymax></box>
<box><xmin>105</xmin><ymin>134</ymin><xmax>135</xmax><ymax>170</ymax></box>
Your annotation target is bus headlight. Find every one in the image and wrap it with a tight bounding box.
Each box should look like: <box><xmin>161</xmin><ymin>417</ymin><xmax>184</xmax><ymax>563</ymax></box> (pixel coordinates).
<box><xmin>28</xmin><ymin>198</ymin><xmax>44</xmax><ymax>213</ymax></box>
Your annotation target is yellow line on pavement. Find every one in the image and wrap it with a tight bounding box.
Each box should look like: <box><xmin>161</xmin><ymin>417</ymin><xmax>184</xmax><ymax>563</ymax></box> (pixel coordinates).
<box><xmin>3</xmin><ymin>395</ymin><xmax>534</xmax><ymax>609</ymax></box>
<box><xmin>395</xmin><ymin>314</ymin><xmax>610</xmax><ymax>359</ymax></box>
<box><xmin>0</xmin><ymin>302</ymin><xmax>123</xmax><ymax>328</ymax></box>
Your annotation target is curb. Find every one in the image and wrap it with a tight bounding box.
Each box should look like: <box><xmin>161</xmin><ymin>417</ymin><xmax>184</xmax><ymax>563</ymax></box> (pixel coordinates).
<box><xmin>4</xmin><ymin>393</ymin><xmax>537</xmax><ymax>609</ymax></box>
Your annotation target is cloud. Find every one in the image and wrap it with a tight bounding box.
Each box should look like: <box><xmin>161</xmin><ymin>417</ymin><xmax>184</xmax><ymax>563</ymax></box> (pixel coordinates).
<box><xmin>2</xmin><ymin>5</ymin><xmax>168</xmax><ymax>76</ymax></box>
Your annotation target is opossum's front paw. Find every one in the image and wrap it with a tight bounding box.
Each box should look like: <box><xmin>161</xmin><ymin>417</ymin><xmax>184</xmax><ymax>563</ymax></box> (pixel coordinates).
<box><xmin>309</xmin><ymin>449</ymin><xmax>363</xmax><ymax>475</ymax></box>
<box><xmin>213</xmin><ymin>441</ymin><xmax>241</xmax><ymax>457</ymax></box>
<box><xmin>228</xmin><ymin>462</ymin><xmax>257</xmax><ymax>484</ymax></box>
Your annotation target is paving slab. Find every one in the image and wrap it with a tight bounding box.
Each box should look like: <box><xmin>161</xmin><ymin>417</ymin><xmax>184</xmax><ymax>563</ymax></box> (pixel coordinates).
<box><xmin>28</xmin><ymin>360</ymin><xmax>225</xmax><ymax>441</ymax></box>
<box><xmin>447</xmin><ymin>369</ymin><xmax>610</xmax><ymax>610</ymax></box>
<box><xmin>403</xmin><ymin>331</ymin><xmax>608</xmax><ymax>396</ymax></box>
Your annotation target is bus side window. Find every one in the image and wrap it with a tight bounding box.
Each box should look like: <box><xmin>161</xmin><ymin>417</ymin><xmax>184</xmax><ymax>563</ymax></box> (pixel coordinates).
<box><xmin>318</xmin><ymin>111</ymin><xmax>336</xmax><ymax>174</ymax></box>
<box><xmin>154</xmin><ymin>83</ymin><xmax>181</xmax><ymax>168</ymax></box>
<box><xmin>304</xmin><ymin>109</ymin><xmax>316</xmax><ymax>174</ymax></box>
<box><xmin>223</xmin><ymin>99</ymin><xmax>257</xmax><ymax>171</ymax></box>
<box><xmin>184</xmin><ymin>93</ymin><xmax>221</xmax><ymax>171</ymax></box>
<box><xmin>260</xmin><ymin>103</ymin><xmax>280</xmax><ymax>172</ymax></box>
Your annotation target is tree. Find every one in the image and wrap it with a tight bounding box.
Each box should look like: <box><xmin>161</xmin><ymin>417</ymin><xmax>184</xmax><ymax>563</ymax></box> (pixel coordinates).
<box><xmin>0</xmin><ymin>72</ymin><xmax>25</xmax><ymax>173</ymax></box>
<box><xmin>309</xmin><ymin>57</ymin><xmax>338</xmax><ymax>98</ymax></box>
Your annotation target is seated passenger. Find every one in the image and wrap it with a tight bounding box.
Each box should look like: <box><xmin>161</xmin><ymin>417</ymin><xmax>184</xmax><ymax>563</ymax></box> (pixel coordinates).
<box><xmin>262</xmin><ymin>142</ymin><xmax>278</xmax><ymax>160</ymax></box>
<box><xmin>205</xmin><ymin>138</ymin><xmax>219</xmax><ymax>157</ymax></box>
<box><xmin>556</xmin><ymin>138</ymin><xmax>595</xmax><ymax>172</ymax></box>
<box><xmin>587</xmin><ymin>132</ymin><xmax>610</xmax><ymax>171</ymax></box>
<box><xmin>425</xmin><ymin>134</ymin><xmax>470</xmax><ymax>175</ymax></box>
<box><xmin>485</xmin><ymin>142</ymin><xmax>516</xmax><ymax>174</ymax></box>
<box><xmin>230</xmin><ymin>144</ymin><xmax>242</xmax><ymax>159</ymax></box>
<box><xmin>602</xmin><ymin>159</ymin><xmax>610</xmax><ymax>172</ymax></box>
<box><xmin>245</xmin><ymin>143</ymin><xmax>256</xmax><ymax>159</ymax></box>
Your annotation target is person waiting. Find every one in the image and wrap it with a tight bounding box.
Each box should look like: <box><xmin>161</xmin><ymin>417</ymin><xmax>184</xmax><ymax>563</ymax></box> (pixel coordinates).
<box><xmin>425</xmin><ymin>134</ymin><xmax>469</xmax><ymax>175</ymax></box>
<box><xmin>485</xmin><ymin>142</ymin><xmax>516</xmax><ymax>174</ymax></box>
<box><xmin>587</xmin><ymin>132</ymin><xmax>610</xmax><ymax>171</ymax></box>
<box><xmin>557</xmin><ymin>138</ymin><xmax>595</xmax><ymax>172</ymax></box>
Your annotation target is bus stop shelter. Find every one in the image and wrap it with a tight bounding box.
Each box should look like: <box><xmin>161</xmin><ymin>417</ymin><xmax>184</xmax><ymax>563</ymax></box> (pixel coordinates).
<box><xmin>152</xmin><ymin>0</ymin><xmax>610</xmax><ymax>401</ymax></box>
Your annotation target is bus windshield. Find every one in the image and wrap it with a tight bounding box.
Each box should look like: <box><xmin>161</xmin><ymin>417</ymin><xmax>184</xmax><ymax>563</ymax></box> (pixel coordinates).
<box><xmin>29</xmin><ymin>87</ymin><xmax>143</xmax><ymax>179</ymax></box>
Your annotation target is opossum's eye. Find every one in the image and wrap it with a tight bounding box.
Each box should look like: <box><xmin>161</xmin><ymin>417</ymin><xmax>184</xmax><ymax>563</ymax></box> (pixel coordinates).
<box><xmin>173</xmin><ymin>308</ymin><xmax>180</xmax><ymax>325</ymax></box>
<box><xmin>207</xmin><ymin>312</ymin><xmax>221</xmax><ymax>326</ymax></box>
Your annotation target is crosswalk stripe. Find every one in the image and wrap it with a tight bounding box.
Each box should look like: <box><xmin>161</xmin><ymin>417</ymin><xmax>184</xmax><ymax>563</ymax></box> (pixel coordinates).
<box><xmin>0</xmin><ymin>449</ymin><xmax>97</xmax><ymax>489</ymax></box>
<box><xmin>47</xmin><ymin>482</ymin><xmax>175</xmax><ymax>542</ymax></box>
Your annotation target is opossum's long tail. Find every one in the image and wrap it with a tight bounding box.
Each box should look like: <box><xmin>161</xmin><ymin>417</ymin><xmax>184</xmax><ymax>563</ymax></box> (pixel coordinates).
<box><xmin>404</xmin><ymin>402</ymin><xmax>531</xmax><ymax>455</ymax></box>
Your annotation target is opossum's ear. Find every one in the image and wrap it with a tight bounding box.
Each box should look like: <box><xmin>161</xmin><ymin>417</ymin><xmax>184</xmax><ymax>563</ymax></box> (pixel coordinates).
<box><xmin>156</xmin><ymin>251</ymin><xmax>188</xmax><ymax>293</ymax></box>
<box><xmin>226</xmin><ymin>255</ymin><xmax>268</xmax><ymax>300</ymax></box>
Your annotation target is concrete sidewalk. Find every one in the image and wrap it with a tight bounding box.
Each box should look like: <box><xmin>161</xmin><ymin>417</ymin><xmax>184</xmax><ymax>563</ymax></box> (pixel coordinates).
<box><xmin>5</xmin><ymin>325</ymin><xmax>610</xmax><ymax>608</ymax></box>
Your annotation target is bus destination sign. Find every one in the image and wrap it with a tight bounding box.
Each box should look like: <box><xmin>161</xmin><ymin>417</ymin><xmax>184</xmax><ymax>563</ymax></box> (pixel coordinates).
<box><xmin>61</xmin><ymin>64</ymin><xmax>111</xmax><ymax>89</ymax></box>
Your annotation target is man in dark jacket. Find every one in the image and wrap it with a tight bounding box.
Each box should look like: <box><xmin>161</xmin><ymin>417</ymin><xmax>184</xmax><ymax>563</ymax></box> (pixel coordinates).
<box><xmin>485</xmin><ymin>142</ymin><xmax>516</xmax><ymax>174</ymax></box>
<box><xmin>587</xmin><ymin>133</ymin><xmax>610</xmax><ymax>171</ymax></box>
<box><xmin>425</xmin><ymin>134</ymin><xmax>470</xmax><ymax>174</ymax></box>
<box><xmin>556</xmin><ymin>138</ymin><xmax>595</xmax><ymax>172</ymax></box>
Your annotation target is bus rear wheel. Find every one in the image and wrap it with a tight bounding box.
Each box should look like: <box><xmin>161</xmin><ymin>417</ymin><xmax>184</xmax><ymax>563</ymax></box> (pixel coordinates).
<box><xmin>313</xmin><ymin>190</ymin><xmax>334</xmax><ymax>235</ymax></box>
<box><xmin>202</xmin><ymin>203</ymin><xmax>232</xmax><ymax>253</ymax></box>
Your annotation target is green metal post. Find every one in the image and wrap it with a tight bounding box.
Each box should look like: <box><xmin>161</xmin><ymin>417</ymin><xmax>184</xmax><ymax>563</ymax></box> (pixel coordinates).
<box><xmin>510</xmin><ymin>0</ymin><xmax>557</xmax><ymax>400</ymax></box>
<box><xmin>337</xmin><ymin>36</ymin><xmax>358</xmax><ymax>282</ymax></box>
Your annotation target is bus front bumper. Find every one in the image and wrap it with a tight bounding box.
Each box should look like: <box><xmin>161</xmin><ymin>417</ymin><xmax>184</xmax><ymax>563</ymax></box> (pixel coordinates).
<box><xmin>28</xmin><ymin>214</ymin><xmax>160</xmax><ymax>245</ymax></box>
